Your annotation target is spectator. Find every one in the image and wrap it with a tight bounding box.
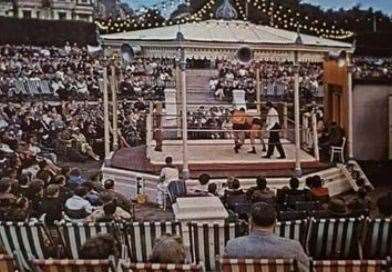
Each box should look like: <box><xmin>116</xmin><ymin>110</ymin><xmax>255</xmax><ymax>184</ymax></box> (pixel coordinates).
<box><xmin>80</xmin><ymin>234</ymin><xmax>120</xmax><ymax>260</ymax></box>
<box><xmin>38</xmin><ymin>184</ymin><xmax>63</xmax><ymax>225</ymax></box>
<box><xmin>207</xmin><ymin>183</ymin><xmax>219</xmax><ymax>197</ymax></box>
<box><xmin>198</xmin><ymin>173</ymin><xmax>211</xmax><ymax>191</ymax></box>
<box><xmin>17</xmin><ymin>173</ymin><xmax>30</xmax><ymax>198</ymax></box>
<box><xmin>310</xmin><ymin>176</ymin><xmax>329</xmax><ymax>202</ymax></box>
<box><xmin>26</xmin><ymin>179</ymin><xmax>44</xmax><ymax>218</ymax></box>
<box><xmin>224</xmin><ymin>202</ymin><xmax>309</xmax><ymax>272</ymax></box>
<box><xmin>377</xmin><ymin>192</ymin><xmax>392</xmax><ymax>218</ymax></box>
<box><xmin>157</xmin><ymin>156</ymin><xmax>179</xmax><ymax>207</ymax></box>
<box><xmin>326</xmin><ymin>198</ymin><xmax>349</xmax><ymax>218</ymax></box>
<box><xmin>246</xmin><ymin>176</ymin><xmax>275</xmax><ymax>204</ymax></box>
<box><xmin>64</xmin><ymin>186</ymin><xmax>93</xmax><ymax>220</ymax></box>
<box><xmin>82</xmin><ymin>181</ymin><xmax>101</xmax><ymax>206</ymax></box>
<box><xmin>150</xmin><ymin>235</ymin><xmax>187</xmax><ymax>264</ymax></box>
<box><xmin>103</xmin><ymin>179</ymin><xmax>133</xmax><ymax>213</ymax></box>
<box><xmin>88</xmin><ymin>192</ymin><xmax>132</xmax><ymax>222</ymax></box>
<box><xmin>68</xmin><ymin>168</ymin><xmax>85</xmax><ymax>190</ymax></box>
<box><xmin>95</xmin><ymin>201</ymin><xmax>118</xmax><ymax>223</ymax></box>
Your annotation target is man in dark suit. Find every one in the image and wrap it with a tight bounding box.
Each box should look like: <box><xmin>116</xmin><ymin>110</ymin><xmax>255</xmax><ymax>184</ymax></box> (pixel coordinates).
<box><xmin>263</xmin><ymin>102</ymin><xmax>286</xmax><ymax>159</ymax></box>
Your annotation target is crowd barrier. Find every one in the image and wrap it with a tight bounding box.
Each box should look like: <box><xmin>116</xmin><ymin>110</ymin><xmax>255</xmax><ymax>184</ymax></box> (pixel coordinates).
<box><xmin>0</xmin><ymin>218</ymin><xmax>390</xmax><ymax>271</ymax></box>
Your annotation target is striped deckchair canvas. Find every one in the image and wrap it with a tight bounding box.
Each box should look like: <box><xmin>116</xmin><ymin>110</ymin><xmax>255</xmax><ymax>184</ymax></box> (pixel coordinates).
<box><xmin>307</xmin><ymin>217</ymin><xmax>364</xmax><ymax>260</ymax></box>
<box><xmin>362</xmin><ymin>218</ymin><xmax>392</xmax><ymax>259</ymax></box>
<box><xmin>40</xmin><ymin>80</ymin><xmax>52</xmax><ymax>95</ymax></box>
<box><xmin>0</xmin><ymin>221</ymin><xmax>52</xmax><ymax>270</ymax></box>
<box><xmin>26</xmin><ymin>80</ymin><xmax>40</xmax><ymax>96</ymax></box>
<box><xmin>124</xmin><ymin>221</ymin><xmax>182</xmax><ymax>263</ymax></box>
<box><xmin>121</xmin><ymin>262</ymin><xmax>204</xmax><ymax>272</ymax></box>
<box><xmin>216</xmin><ymin>256</ymin><xmax>298</xmax><ymax>272</ymax></box>
<box><xmin>55</xmin><ymin>221</ymin><xmax>120</xmax><ymax>259</ymax></box>
<box><xmin>30</xmin><ymin>258</ymin><xmax>116</xmax><ymax>272</ymax></box>
<box><xmin>187</xmin><ymin>222</ymin><xmax>249</xmax><ymax>271</ymax></box>
<box><xmin>274</xmin><ymin>219</ymin><xmax>309</xmax><ymax>248</ymax></box>
<box><xmin>310</xmin><ymin>260</ymin><xmax>389</xmax><ymax>272</ymax></box>
<box><xmin>0</xmin><ymin>254</ymin><xmax>17</xmax><ymax>272</ymax></box>
<box><xmin>14</xmin><ymin>80</ymin><xmax>27</xmax><ymax>95</ymax></box>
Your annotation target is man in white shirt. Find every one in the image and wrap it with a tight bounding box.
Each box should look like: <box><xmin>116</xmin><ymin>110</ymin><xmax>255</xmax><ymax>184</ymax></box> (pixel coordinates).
<box><xmin>157</xmin><ymin>156</ymin><xmax>179</xmax><ymax>207</ymax></box>
<box><xmin>263</xmin><ymin>102</ymin><xmax>286</xmax><ymax>159</ymax></box>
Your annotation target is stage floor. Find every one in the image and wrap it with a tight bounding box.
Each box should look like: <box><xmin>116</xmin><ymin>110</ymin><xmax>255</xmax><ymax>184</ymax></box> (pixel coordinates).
<box><xmin>150</xmin><ymin>139</ymin><xmax>315</xmax><ymax>165</ymax></box>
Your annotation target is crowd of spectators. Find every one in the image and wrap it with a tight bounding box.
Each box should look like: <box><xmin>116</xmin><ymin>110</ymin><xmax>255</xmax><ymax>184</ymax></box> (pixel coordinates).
<box><xmin>187</xmin><ymin>106</ymin><xmax>234</xmax><ymax>139</ymax></box>
<box><xmin>189</xmin><ymin>169</ymin><xmax>391</xmax><ymax>222</ymax></box>
<box><xmin>209</xmin><ymin>60</ymin><xmax>323</xmax><ymax>103</ymax></box>
<box><xmin>0</xmin><ymin>43</ymin><xmax>174</xmax><ymax>101</ymax></box>
<box><xmin>0</xmin><ymin>162</ymin><xmax>133</xmax><ymax>224</ymax></box>
<box><xmin>0</xmin><ymin>99</ymin><xmax>148</xmax><ymax>175</ymax></box>
<box><xmin>353</xmin><ymin>57</ymin><xmax>392</xmax><ymax>82</ymax></box>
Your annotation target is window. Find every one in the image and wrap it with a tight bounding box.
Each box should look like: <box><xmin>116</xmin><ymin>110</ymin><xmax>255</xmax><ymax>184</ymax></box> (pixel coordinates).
<box><xmin>22</xmin><ymin>10</ymin><xmax>32</xmax><ymax>18</ymax></box>
<box><xmin>58</xmin><ymin>12</ymin><xmax>66</xmax><ymax>20</ymax></box>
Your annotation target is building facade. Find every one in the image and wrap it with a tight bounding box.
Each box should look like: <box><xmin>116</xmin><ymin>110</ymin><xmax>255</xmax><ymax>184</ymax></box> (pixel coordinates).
<box><xmin>0</xmin><ymin>0</ymin><xmax>95</xmax><ymax>22</ymax></box>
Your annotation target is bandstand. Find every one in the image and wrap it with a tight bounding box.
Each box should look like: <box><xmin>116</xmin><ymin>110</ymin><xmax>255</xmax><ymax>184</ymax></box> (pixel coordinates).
<box><xmin>99</xmin><ymin>1</ymin><xmax>358</xmax><ymax>204</ymax></box>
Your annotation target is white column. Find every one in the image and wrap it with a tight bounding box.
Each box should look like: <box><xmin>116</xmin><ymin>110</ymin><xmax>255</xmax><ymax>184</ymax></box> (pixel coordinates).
<box><xmin>294</xmin><ymin>52</ymin><xmax>302</xmax><ymax>175</ymax></box>
<box><xmin>312</xmin><ymin>110</ymin><xmax>320</xmax><ymax>161</ymax></box>
<box><xmin>256</xmin><ymin>67</ymin><xmax>261</xmax><ymax>114</ymax></box>
<box><xmin>100</xmin><ymin>68</ymin><xmax>111</xmax><ymax>162</ymax></box>
<box><xmin>110</xmin><ymin>66</ymin><xmax>119</xmax><ymax>151</ymax></box>
<box><xmin>180</xmin><ymin>49</ymin><xmax>189</xmax><ymax>179</ymax></box>
<box><xmin>347</xmin><ymin>57</ymin><xmax>354</xmax><ymax>159</ymax></box>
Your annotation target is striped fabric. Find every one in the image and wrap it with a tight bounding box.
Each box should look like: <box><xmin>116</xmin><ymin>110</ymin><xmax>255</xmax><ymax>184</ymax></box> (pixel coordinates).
<box><xmin>122</xmin><ymin>262</ymin><xmax>204</xmax><ymax>272</ymax></box>
<box><xmin>0</xmin><ymin>254</ymin><xmax>16</xmax><ymax>272</ymax></box>
<box><xmin>41</xmin><ymin>80</ymin><xmax>52</xmax><ymax>94</ymax></box>
<box><xmin>274</xmin><ymin>220</ymin><xmax>309</xmax><ymax>247</ymax></box>
<box><xmin>307</xmin><ymin>217</ymin><xmax>364</xmax><ymax>260</ymax></box>
<box><xmin>31</xmin><ymin>258</ymin><xmax>114</xmax><ymax>272</ymax></box>
<box><xmin>0</xmin><ymin>221</ymin><xmax>51</xmax><ymax>270</ymax></box>
<box><xmin>124</xmin><ymin>221</ymin><xmax>182</xmax><ymax>263</ymax></box>
<box><xmin>14</xmin><ymin>80</ymin><xmax>27</xmax><ymax>95</ymax></box>
<box><xmin>55</xmin><ymin>221</ymin><xmax>119</xmax><ymax>259</ymax></box>
<box><xmin>310</xmin><ymin>260</ymin><xmax>389</xmax><ymax>272</ymax></box>
<box><xmin>216</xmin><ymin>256</ymin><xmax>298</xmax><ymax>272</ymax></box>
<box><xmin>362</xmin><ymin>218</ymin><xmax>392</xmax><ymax>259</ymax></box>
<box><xmin>26</xmin><ymin>80</ymin><xmax>40</xmax><ymax>95</ymax></box>
<box><xmin>187</xmin><ymin>222</ymin><xmax>248</xmax><ymax>271</ymax></box>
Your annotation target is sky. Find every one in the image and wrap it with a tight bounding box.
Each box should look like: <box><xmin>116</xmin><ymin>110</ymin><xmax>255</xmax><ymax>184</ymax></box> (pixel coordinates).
<box><xmin>125</xmin><ymin>0</ymin><xmax>392</xmax><ymax>15</ymax></box>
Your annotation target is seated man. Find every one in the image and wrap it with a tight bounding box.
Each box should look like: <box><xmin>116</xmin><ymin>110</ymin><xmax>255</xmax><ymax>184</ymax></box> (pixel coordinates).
<box><xmin>246</xmin><ymin>176</ymin><xmax>275</xmax><ymax>204</ymax></box>
<box><xmin>224</xmin><ymin>202</ymin><xmax>309</xmax><ymax>272</ymax></box>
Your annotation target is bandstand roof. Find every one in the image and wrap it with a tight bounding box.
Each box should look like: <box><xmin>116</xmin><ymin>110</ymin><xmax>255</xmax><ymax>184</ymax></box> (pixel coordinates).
<box><xmin>102</xmin><ymin>19</ymin><xmax>353</xmax><ymax>62</ymax></box>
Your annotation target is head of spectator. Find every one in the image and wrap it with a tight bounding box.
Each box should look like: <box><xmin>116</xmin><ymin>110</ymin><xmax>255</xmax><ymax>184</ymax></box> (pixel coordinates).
<box><xmin>312</xmin><ymin>176</ymin><xmax>323</xmax><ymax>188</ymax></box>
<box><xmin>266</xmin><ymin>101</ymin><xmax>274</xmax><ymax>110</ymax></box>
<box><xmin>165</xmin><ymin>156</ymin><xmax>173</xmax><ymax>167</ymax></box>
<box><xmin>327</xmin><ymin>198</ymin><xmax>348</xmax><ymax>218</ymax></box>
<box><xmin>207</xmin><ymin>183</ymin><xmax>218</xmax><ymax>196</ymax></box>
<box><xmin>377</xmin><ymin>192</ymin><xmax>392</xmax><ymax>217</ymax></box>
<box><xmin>74</xmin><ymin>185</ymin><xmax>88</xmax><ymax>198</ymax></box>
<box><xmin>104</xmin><ymin>179</ymin><xmax>115</xmax><ymax>190</ymax></box>
<box><xmin>45</xmin><ymin>184</ymin><xmax>60</xmax><ymax>199</ymax></box>
<box><xmin>289</xmin><ymin>177</ymin><xmax>300</xmax><ymax>190</ymax></box>
<box><xmin>36</xmin><ymin>170</ymin><xmax>52</xmax><ymax>186</ymax></box>
<box><xmin>79</xmin><ymin>234</ymin><xmax>120</xmax><ymax>260</ymax></box>
<box><xmin>249</xmin><ymin>202</ymin><xmax>276</xmax><ymax>231</ymax></box>
<box><xmin>256</xmin><ymin>176</ymin><xmax>267</xmax><ymax>190</ymax></box>
<box><xmin>232</xmin><ymin>179</ymin><xmax>241</xmax><ymax>191</ymax></box>
<box><xmin>198</xmin><ymin>173</ymin><xmax>210</xmax><ymax>187</ymax></box>
<box><xmin>82</xmin><ymin>181</ymin><xmax>101</xmax><ymax>206</ymax></box>
<box><xmin>150</xmin><ymin>235</ymin><xmax>186</xmax><ymax>264</ymax></box>
<box><xmin>68</xmin><ymin>168</ymin><xmax>84</xmax><ymax>188</ymax></box>
<box><xmin>53</xmin><ymin>174</ymin><xmax>67</xmax><ymax>187</ymax></box>
<box><xmin>305</xmin><ymin>176</ymin><xmax>314</xmax><ymax>189</ymax></box>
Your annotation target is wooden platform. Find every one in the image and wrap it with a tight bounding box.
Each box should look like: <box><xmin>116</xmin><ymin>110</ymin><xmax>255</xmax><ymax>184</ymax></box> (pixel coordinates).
<box><xmin>109</xmin><ymin>139</ymin><xmax>323</xmax><ymax>178</ymax></box>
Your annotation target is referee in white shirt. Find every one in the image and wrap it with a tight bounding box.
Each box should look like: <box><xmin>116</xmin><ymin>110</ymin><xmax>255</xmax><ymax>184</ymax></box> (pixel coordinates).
<box><xmin>263</xmin><ymin>102</ymin><xmax>286</xmax><ymax>159</ymax></box>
